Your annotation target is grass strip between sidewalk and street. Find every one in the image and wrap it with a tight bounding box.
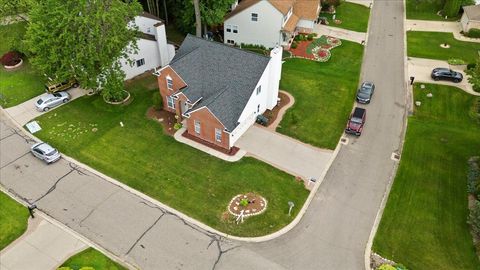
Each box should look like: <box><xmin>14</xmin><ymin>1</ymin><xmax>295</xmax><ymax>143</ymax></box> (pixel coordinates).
<box><xmin>373</xmin><ymin>84</ymin><xmax>480</xmax><ymax>269</ymax></box>
<box><xmin>32</xmin><ymin>77</ymin><xmax>309</xmax><ymax>237</ymax></box>
<box><xmin>0</xmin><ymin>191</ymin><xmax>29</xmax><ymax>251</ymax></box>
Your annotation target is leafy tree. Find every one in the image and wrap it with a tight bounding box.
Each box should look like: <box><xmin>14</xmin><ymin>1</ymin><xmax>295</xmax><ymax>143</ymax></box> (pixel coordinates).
<box><xmin>0</xmin><ymin>0</ymin><xmax>32</xmax><ymax>21</ymax></box>
<box><xmin>25</xmin><ymin>0</ymin><xmax>142</xmax><ymax>100</ymax></box>
<box><xmin>443</xmin><ymin>0</ymin><xmax>461</xmax><ymax>17</ymax></box>
<box><xmin>467</xmin><ymin>57</ymin><xmax>480</xmax><ymax>92</ymax></box>
<box><xmin>469</xmin><ymin>200</ymin><xmax>480</xmax><ymax>237</ymax></box>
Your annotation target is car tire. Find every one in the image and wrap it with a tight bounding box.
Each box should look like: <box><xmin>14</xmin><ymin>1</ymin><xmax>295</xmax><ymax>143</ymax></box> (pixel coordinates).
<box><xmin>43</xmin><ymin>107</ymin><xmax>50</xmax><ymax>112</ymax></box>
<box><xmin>433</xmin><ymin>76</ymin><xmax>440</xmax><ymax>81</ymax></box>
<box><xmin>454</xmin><ymin>79</ymin><xmax>460</xmax><ymax>83</ymax></box>
<box><xmin>73</xmin><ymin>83</ymin><xmax>79</xmax><ymax>88</ymax></box>
<box><xmin>63</xmin><ymin>98</ymin><xmax>70</xmax><ymax>103</ymax></box>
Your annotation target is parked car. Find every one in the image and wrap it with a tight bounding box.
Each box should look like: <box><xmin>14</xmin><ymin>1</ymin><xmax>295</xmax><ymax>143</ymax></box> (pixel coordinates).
<box><xmin>356</xmin><ymin>81</ymin><xmax>375</xmax><ymax>104</ymax></box>
<box><xmin>45</xmin><ymin>78</ymin><xmax>79</xmax><ymax>93</ymax></box>
<box><xmin>431</xmin><ymin>68</ymin><xmax>463</xmax><ymax>83</ymax></box>
<box><xmin>30</xmin><ymin>142</ymin><xmax>61</xmax><ymax>164</ymax></box>
<box><xmin>345</xmin><ymin>107</ymin><xmax>366</xmax><ymax>136</ymax></box>
<box><xmin>35</xmin><ymin>92</ymin><xmax>70</xmax><ymax>112</ymax></box>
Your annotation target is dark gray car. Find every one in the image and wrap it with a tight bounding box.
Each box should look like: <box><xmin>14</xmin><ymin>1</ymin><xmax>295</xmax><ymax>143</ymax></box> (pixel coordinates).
<box><xmin>431</xmin><ymin>68</ymin><xmax>463</xmax><ymax>83</ymax></box>
<box><xmin>356</xmin><ymin>81</ymin><xmax>375</xmax><ymax>104</ymax></box>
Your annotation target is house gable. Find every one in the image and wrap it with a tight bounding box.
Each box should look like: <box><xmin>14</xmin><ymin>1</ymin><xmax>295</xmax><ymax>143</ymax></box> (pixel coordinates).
<box><xmin>186</xmin><ymin>107</ymin><xmax>230</xmax><ymax>149</ymax></box>
<box><xmin>157</xmin><ymin>66</ymin><xmax>188</xmax><ymax>113</ymax></box>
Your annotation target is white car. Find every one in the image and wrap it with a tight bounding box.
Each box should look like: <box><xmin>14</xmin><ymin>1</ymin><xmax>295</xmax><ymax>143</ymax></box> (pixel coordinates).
<box><xmin>31</xmin><ymin>142</ymin><xmax>61</xmax><ymax>164</ymax></box>
<box><xmin>35</xmin><ymin>91</ymin><xmax>70</xmax><ymax>112</ymax></box>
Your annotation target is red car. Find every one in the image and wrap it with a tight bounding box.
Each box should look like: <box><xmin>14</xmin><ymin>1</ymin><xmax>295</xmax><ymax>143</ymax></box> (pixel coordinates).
<box><xmin>345</xmin><ymin>107</ymin><xmax>366</xmax><ymax>136</ymax></box>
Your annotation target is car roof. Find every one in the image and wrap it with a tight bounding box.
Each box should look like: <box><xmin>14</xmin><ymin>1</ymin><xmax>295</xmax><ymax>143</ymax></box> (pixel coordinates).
<box><xmin>39</xmin><ymin>93</ymin><xmax>55</xmax><ymax>100</ymax></box>
<box><xmin>353</xmin><ymin>107</ymin><xmax>366</xmax><ymax>118</ymax></box>
<box><xmin>35</xmin><ymin>143</ymin><xmax>55</xmax><ymax>153</ymax></box>
<box><xmin>434</xmin><ymin>68</ymin><xmax>450</xmax><ymax>72</ymax></box>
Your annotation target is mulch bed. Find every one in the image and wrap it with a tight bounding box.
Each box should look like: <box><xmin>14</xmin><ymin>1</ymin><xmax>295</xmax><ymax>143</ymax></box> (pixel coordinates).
<box><xmin>146</xmin><ymin>107</ymin><xmax>177</xmax><ymax>136</ymax></box>
<box><xmin>289</xmin><ymin>40</ymin><xmax>315</xmax><ymax>59</ymax></box>
<box><xmin>227</xmin><ymin>193</ymin><xmax>267</xmax><ymax>218</ymax></box>
<box><xmin>182</xmin><ymin>130</ymin><xmax>240</xmax><ymax>156</ymax></box>
<box><xmin>263</xmin><ymin>92</ymin><xmax>290</xmax><ymax>127</ymax></box>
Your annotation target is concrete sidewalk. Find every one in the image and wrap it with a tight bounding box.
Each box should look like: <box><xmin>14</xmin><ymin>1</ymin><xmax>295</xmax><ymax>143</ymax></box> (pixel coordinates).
<box><xmin>0</xmin><ymin>217</ymin><xmax>87</xmax><ymax>270</ymax></box>
<box><xmin>4</xmin><ymin>87</ymin><xmax>87</xmax><ymax>126</ymax></box>
<box><xmin>314</xmin><ymin>24</ymin><xmax>367</xmax><ymax>44</ymax></box>
<box><xmin>405</xmin><ymin>19</ymin><xmax>480</xmax><ymax>43</ymax></box>
<box><xmin>346</xmin><ymin>0</ymin><xmax>372</xmax><ymax>8</ymax></box>
<box><xmin>408</xmin><ymin>57</ymin><xmax>479</xmax><ymax>96</ymax></box>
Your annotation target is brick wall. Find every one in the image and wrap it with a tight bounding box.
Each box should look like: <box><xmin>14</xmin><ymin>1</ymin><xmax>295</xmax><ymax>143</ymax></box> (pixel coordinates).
<box><xmin>157</xmin><ymin>66</ymin><xmax>187</xmax><ymax>113</ymax></box>
<box><xmin>186</xmin><ymin>107</ymin><xmax>230</xmax><ymax>149</ymax></box>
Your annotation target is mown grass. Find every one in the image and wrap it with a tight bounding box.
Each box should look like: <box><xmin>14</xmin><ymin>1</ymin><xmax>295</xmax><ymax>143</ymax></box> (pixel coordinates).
<box><xmin>320</xmin><ymin>2</ymin><xmax>370</xmax><ymax>32</ymax></box>
<box><xmin>0</xmin><ymin>22</ymin><xmax>45</xmax><ymax>108</ymax></box>
<box><xmin>373</xmin><ymin>84</ymin><xmax>480</xmax><ymax>269</ymax></box>
<box><xmin>405</xmin><ymin>0</ymin><xmax>459</xmax><ymax>21</ymax></box>
<box><xmin>278</xmin><ymin>40</ymin><xmax>364</xmax><ymax>149</ymax></box>
<box><xmin>407</xmin><ymin>31</ymin><xmax>480</xmax><ymax>64</ymax></box>
<box><xmin>33</xmin><ymin>77</ymin><xmax>309</xmax><ymax>237</ymax></box>
<box><xmin>0</xmin><ymin>191</ymin><xmax>29</xmax><ymax>251</ymax></box>
<box><xmin>59</xmin><ymin>248</ymin><xmax>127</xmax><ymax>270</ymax></box>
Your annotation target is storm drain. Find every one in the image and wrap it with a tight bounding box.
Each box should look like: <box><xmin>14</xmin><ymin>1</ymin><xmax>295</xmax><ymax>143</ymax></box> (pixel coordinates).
<box><xmin>340</xmin><ymin>137</ymin><xmax>349</xmax><ymax>145</ymax></box>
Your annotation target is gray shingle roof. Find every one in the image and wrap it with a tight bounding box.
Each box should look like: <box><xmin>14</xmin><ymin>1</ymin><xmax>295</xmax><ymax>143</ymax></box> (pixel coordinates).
<box><xmin>170</xmin><ymin>34</ymin><xmax>271</xmax><ymax>132</ymax></box>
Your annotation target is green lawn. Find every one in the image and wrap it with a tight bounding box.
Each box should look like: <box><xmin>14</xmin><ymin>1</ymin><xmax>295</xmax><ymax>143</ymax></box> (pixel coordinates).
<box><xmin>320</xmin><ymin>2</ymin><xmax>370</xmax><ymax>32</ymax></box>
<box><xmin>373</xmin><ymin>84</ymin><xmax>480</xmax><ymax>269</ymax></box>
<box><xmin>406</xmin><ymin>0</ymin><xmax>459</xmax><ymax>21</ymax></box>
<box><xmin>59</xmin><ymin>248</ymin><xmax>127</xmax><ymax>270</ymax></box>
<box><xmin>278</xmin><ymin>40</ymin><xmax>364</xmax><ymax>149</ymax></box>
<box><xmin>32</xmin><ymin>77</ymin><xmax>309</xmax><ymax>237</ymax></box>
<box><xmin>0</xmin><ymin>191</ymin><xmax>29</xmax><ymax>251</ymax></box>
<box><xmin>407</xmin><ymin>31</ymin><xmax>480</xmax><ymax>64</ymax></box>
<box><xmin>0</xmin><ymin>22</ymin><xmax>45</xmax><ymax>108</ymax></box>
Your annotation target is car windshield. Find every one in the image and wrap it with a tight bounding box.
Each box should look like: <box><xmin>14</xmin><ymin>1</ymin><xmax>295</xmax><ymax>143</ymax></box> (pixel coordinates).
<box><xmin>37</xmin><ymin>99</ymin><xmax>43</xmax><ymax>105</ymax></box>
<box><xmin>53</xmin><ymin>93</ymin><xmax>62</xmax><ymax>97</ymax></box>
<box><xmin>351</xmin><ymin>117</ymin><xmax>363</xmax><ymax>124</ymax></box>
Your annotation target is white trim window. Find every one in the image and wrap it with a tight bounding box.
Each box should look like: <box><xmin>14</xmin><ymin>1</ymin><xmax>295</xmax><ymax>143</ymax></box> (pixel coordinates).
<box><xmin>232</xmin><ymin>25</ymin><xmax>238</xmax><ymax>33</ymax></box>
<box><xmin>251</xmin><ymin>13</ymin><xmax>258</xmax><ymax>21</ymax></box>
<box><xmin>194</xmin><ymin>120</ymin><xmax>201</xmax><ymax>134</ymax></box>
<box><xmin>215</xmin><ymin>128</ymin><xmax>222</xmax><ymax>142</ymax></box>
<box><xmin>226</xmin><ymin>25</ymin><xmax>232</xmax><ymax>32</ymax></box>
<box><xmin>166</xmin><ymin>76</ymin><xmax>173</xmax><ymax>90</ymax></box>
<box><xmin>256</xmin><ymin>85</ymin><xmax>261</xmax><ymax>95</ymax></box>
<box><xmin>136</xmin><ymin>58</ymin><xmax>145</xmax><ymax>67</ymax></box>
<box><xmin>167</xmin><ymin>96</ymin><xmax>175</xmax><ymax>109</ymax></box>
<box><xmin>227</xmin><ymin>39</ymin><xmax>235</xmax><ymax>45</ymax></box>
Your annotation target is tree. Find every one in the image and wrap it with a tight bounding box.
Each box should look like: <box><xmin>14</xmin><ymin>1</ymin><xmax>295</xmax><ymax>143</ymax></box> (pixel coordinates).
<box><xmin>467</xmin><ymin>57</ymin><xmax>480</xmax><ymax>93</ymax></box>
<box><xmin>443</xmin><ymin>0</ymin><xmax>461</xmax><ymax>17</ymax></box>
<box><xmin>25</xmin><ymin>0</ymin><xmax>142</xmax><ymax>101</ymax></box>
<box><xmin>0</xmin><ymin>0</ymin><xmax>32</xmax><ymax>22</ymax></box>
<box><xmin>193</xmin><ymin>0</ymin><xmax>201</xmax><ymax>37</ymax></box>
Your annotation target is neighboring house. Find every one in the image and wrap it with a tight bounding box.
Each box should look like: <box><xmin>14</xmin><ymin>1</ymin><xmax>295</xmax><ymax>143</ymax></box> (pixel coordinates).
<box><xmin>224</xmin><ymin>0</ymin><xmax>321</xmax><ymax>48</ymax></box>
<box><xmin>155</xmin><ymin>34</ymin><xmax>282</xmax><ymax>150</ymax></box>
<box><xmin>120</xmin><ymin>12</ymin><xmax>175</xmax><ymax>79</ymax></box>
<box><xmin>461</xmin><ymin>5</ymin><xmax>480</xmax><ymax>33</ymax></box>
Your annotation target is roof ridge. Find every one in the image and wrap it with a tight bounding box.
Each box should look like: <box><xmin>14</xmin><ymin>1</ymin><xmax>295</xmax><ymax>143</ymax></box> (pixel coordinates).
<box><xmin>185</xmin><ymin>34</ymin><xmax>272</xmax><ymax>60</ymax></box>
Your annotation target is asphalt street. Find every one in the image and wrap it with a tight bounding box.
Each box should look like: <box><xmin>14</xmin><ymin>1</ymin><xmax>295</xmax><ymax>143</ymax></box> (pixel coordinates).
<box><xmin>0</xmin><ymin>0</ymin><xmax>406</xmax><ymax>269</ymax></box>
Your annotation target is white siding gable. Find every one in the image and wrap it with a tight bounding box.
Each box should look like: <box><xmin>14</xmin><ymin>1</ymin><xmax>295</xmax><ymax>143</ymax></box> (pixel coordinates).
<box><xmin>224</xmin><ymin>1</ymin><xmax>284</xmax><ymax>48</ymax></box>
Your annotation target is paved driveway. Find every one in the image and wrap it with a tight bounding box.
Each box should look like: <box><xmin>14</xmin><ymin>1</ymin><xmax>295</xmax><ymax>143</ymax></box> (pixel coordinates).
<box><xmin>408</xmin><ymin>57</ymin><xmax>478</xmax><ymax>96</ymax></box>
<box><xmin>235</xmin><ymin>125</ymin><xmax>333</xmax><ymax>180</ymax></box>
<box><xmin>4</xmin><ymin>87</ymin><xmax>86</xmax><ymax>126</ymax></box>
<box><xmin>0</xmin><ymin>217</ymin><xmax>86</xmax><ymax>270</ymax></box>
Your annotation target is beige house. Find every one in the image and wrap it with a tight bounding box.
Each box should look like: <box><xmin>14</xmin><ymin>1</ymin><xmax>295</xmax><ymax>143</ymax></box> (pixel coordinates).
<box><xmin>461</xmin><ymin>5</ymin><xmax>480</xmax><ymax>32</ymax></box>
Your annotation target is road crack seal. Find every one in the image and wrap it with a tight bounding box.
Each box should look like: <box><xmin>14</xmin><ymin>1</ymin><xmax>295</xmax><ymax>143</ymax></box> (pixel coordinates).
<box><xmin>31</xmin><ymin>169</ymin><xmax>74</xmax><ymax>204</ymax></box>
<box><xmin>125</xmin><ymin>212</ymin><xmax>165</xmax><ymax>255</ymax></box>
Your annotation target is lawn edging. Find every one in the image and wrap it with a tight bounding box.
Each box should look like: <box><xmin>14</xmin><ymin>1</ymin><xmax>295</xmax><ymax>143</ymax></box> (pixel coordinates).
<box><xmin>1</xmin><ymin>105</ymin><xmax>342</xmax><ymax>243</ymax></box>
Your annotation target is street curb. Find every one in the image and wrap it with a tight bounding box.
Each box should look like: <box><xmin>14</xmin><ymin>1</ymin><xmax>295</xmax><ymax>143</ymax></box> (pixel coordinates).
<box><xmin>363</xmin><ymin>0</ymin><xmax>410</xmax><ymax>268</ymax></box>
<box><xmin>0</xmin><ymin>104</ymin><xmax>343</xmax><ymax>243</ymax></box>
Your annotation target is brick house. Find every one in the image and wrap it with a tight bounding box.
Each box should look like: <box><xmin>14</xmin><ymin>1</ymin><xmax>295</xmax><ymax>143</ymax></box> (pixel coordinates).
<box><xmin>156</xmin><ymin>34</ymin><xmax>282</xmax><ymax>150</ymax></box>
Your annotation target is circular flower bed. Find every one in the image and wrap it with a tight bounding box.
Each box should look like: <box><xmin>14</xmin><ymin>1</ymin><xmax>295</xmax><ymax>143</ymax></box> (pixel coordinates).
<box><xmin>103</xmin><ymin>90</ymin><xmax>131</xmax><ymax>105</ymax></box>
<box><xmin>1</xmin><ymin>51</ymin><xmax>23</xmax><ymax>69</ymax></box>
<box><xmin>326</xmin><ymin>36</ymin><xmax>342</xmax><ymax>47</ymax></box>
<box><xmin>228</xmin><ymin>193</ymin><xmax>267</xmax><ymax>218</ymax></box>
